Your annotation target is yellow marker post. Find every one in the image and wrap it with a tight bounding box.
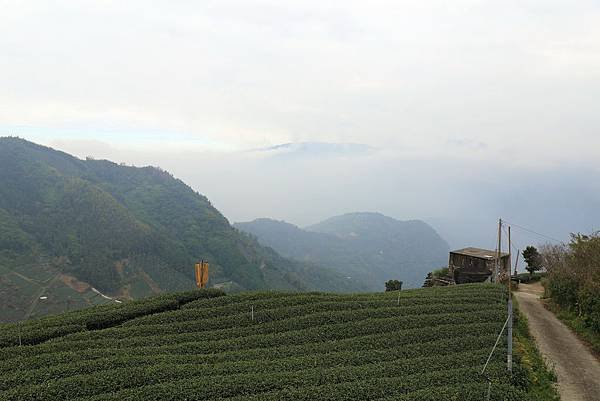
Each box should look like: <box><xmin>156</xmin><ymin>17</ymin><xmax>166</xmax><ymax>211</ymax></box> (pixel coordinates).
<box><xmin>194</xmin><ymin>262</ymin><xmax>201</xmax><ymax>288</ymax></box>
<box><xmin>194</xmin><ymin>261</ymin><xmax>209</xmax><ymax>288</ymax></box>
<box><xmin>200</xmin><ymin>262</ymin><xmax>209</xmax><ymax>288</ymax></box>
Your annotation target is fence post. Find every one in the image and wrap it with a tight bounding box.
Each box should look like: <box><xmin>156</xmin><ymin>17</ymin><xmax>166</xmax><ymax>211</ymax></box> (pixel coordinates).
<box><xmin>508</xmin><ymin>298</ymin><xmax>513</xmax><ymax>372</ymax></box>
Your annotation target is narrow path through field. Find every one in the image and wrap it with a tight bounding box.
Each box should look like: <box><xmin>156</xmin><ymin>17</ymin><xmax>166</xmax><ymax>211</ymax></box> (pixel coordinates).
<box><xmin>514</xmin><ymin>283</ymin><xmax>600</xmax><ymax>401</ymax></box>
<box><xmin>23</xmin><ymin>272</ymin><xmax>61</xmax><ymax>320</ymax></box>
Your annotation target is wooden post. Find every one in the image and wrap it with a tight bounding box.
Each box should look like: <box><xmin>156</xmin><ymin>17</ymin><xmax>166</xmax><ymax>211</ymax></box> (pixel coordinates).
<box><xmin>506</xmin><ymin>226</ymin><xmax>512</xmax><ymax>290</ymax></box>
<box><xmin>508</xmin><ymin>297</ymin><xmax>513</xmax><ymax>373</ymax></box>
<box><xmin>496</xmin><ymin>219</ymin><xmax>502</xmax><ymax>282</ymax></box>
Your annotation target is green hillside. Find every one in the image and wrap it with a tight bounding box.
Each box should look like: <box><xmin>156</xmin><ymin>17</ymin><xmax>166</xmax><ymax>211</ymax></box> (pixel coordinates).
<box><xmin>0</xmin><ymin>137</ymin><xmax>364</xmax><ymax>322</ymax></box>
<box><xmin>235</xmin><ymin>213</ymin><xmax>449</xmax><ymax>290</ymax></box>
<box><xmin>0</xmin><ymin>284</ymin><xmax>529</xmax><ymax>400</ymax></box>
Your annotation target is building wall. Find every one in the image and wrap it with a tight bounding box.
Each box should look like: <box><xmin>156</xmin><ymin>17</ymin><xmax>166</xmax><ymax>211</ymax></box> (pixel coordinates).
<box><xmin>449</xmin><ymin>253</ymin><xmax>488</xmax><ymax>274</ymax></box>
<box><xmin>449</xmin><ymin>254</ymin><xmax>510</xmax><ymax>274</ymax></box>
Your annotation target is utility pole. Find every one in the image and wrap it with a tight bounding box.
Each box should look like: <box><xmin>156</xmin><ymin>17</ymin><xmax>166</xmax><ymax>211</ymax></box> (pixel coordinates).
<box><xmin>507</xmin><ymin>225</ymin><xmax>513</xmax><ymax>373</ymax></box>
<box><xmin>495</xmin><ymin>219</ymin><xmax>502</xmax><ymax>283</ymax></box>
<box><xmin>506</xmin><ymin>226</ymin><xmax>512</xmax><ymax>286</ymax></box>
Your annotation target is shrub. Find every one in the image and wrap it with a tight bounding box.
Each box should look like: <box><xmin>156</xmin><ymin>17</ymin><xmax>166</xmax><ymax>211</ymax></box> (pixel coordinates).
<box><xmin>578</xmin><ymin>281</ymin><xmax>600</xmax><ymax>331</ymax></box>
<box><xmin>384</xmin><ymin>280</ymin><xmax>402</xmax><ymax>291</ymax></box>
<box><xmin>542</xmin><ymin>233</ymin><xmax>600</xmax><ymax>333</ymax></box>
<box><xmin>0</xmin><ymin>288</ymin><xmax>225</xmax><ymax>347</ymax></box>
<box><xmin>0</xmin><ymin>285</ymin><xmax>526</xmax><ymax>401</ymax></box>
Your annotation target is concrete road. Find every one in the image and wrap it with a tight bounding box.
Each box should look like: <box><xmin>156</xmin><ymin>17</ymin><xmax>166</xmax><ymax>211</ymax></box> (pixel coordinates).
<box><xmin>514</xmin><ymin>283</ymin><xmax>600</xmax><ymax>401</ymax></box>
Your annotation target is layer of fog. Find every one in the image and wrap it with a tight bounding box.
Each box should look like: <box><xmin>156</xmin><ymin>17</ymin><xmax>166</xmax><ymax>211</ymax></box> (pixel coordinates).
<box><xmin>50</xmin><ymin>139</ymin><xmax>600</xmax><ymax>253</ymax></box>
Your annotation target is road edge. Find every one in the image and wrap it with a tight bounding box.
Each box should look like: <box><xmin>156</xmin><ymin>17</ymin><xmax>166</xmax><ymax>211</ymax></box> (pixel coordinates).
<box><xmin>513</xmin><ymin>295</ymin><xmax>561</xmax><ymax>401</ymax></box>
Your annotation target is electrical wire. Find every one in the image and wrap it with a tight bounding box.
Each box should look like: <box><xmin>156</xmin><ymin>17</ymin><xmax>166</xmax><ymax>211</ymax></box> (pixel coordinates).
<box><xmin>502</xmin><ymin>220</ymin><xmax>563</xmax><ymax>243</ymax></box>
<box><xmin>502</xmin><ymin>225</ymin><xmax>521</xmax><ymax>255</ymax></box>
<box><xmin>501</xmin><ymin>225</ymin><xmax>524</xmax><ymax>274</ymax></box>
<box><xmin>492</xmin><ymin>220</ymin><xmax>500</xmax><ymax>254</ymax></box>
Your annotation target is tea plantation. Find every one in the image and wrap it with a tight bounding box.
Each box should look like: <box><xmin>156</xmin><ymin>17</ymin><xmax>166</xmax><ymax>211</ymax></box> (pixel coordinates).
<box><xmin>0</xmin><ymin>284</ymin><xmax>528</xmax><ymax>400</ymax></box>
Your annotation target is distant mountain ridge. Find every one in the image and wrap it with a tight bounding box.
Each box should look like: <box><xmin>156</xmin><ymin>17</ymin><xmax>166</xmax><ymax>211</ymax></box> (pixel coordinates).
<box><xmin>235</xmin><ymin>212</ymin><xmax>450</xmax><ymax>290</ymax></box>
<box><xmin>0</xmin><ymin>137</ymin><xmax>364</xmax><ymax>322</ymax></box>
<box><xmin>253</xmin><ymin>142</ymin><xmax>372</xmax><ymax>158</ymax></box>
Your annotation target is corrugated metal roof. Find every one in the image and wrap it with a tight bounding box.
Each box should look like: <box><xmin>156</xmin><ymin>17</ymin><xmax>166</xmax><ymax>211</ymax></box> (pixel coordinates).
<box><xmin>450</xmin><ymin>247</ymin><xmax>510</xmax><ymax>260</ymax></box>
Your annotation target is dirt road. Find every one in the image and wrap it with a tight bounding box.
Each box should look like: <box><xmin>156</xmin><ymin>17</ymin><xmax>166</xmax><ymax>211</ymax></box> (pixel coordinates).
<box><xmin>514</xmin><ymin>283</ymin><xmax>600</xmax><ymax>401</ymax></box>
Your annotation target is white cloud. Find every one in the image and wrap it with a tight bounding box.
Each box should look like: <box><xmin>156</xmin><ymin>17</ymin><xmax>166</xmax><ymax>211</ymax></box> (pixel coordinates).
<box><xmin>1</xmin><ymin>0</ymin><xmax>599</xmax><ymax>161</ymax></box>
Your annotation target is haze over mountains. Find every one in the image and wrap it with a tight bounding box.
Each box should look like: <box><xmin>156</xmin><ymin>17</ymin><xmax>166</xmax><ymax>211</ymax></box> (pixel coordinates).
<box><xmin>235</xmin><ymin>213</ymin><xmax>449</xmax><ymax>290</ymax></box>
<box><xmin>50</xmin><ymin>139</ymin><xmax>600</xmax><ymax>253</ymax></box>
<box><xmin>2</xmin><ymin>0</ymin><xmax>599</xmax><ymax>291</ymax></box>
<box><xmin>1</xmin><ymin>137</ymin><xmax>594</xmax><ymax>322</ymax></box>
<box><xmin>0</xmin><ymin>138</ymin><xmax>364</xmax><ymax>322</ymax></box>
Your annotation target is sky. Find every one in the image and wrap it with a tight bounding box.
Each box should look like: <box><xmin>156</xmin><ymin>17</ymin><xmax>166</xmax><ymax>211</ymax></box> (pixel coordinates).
<box><xmin>1</xmin><ymin>0</ymin><xmax>599</xmax><ymax>248</ymax></box>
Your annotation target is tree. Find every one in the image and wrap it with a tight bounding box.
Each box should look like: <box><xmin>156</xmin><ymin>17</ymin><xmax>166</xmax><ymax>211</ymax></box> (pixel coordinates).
<box><xmin>522</xmin><ymin>246</ymin><xmax>542</xmax><ymax>276</ymax></box>
<box><xmin>385</xmin><ymin>279</ymin><xmax>403</xmax><ymax>292</ymax></box>
<box><xmin>541</xmin><ymin>233</ymin><xmax>600</xmax><ymax>331</ymax></box>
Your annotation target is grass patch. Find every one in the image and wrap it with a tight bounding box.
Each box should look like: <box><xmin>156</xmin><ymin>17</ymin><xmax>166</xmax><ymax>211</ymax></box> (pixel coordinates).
<box><xmin>431</xmin><ymin>267</ymin><xmax>449</xmax><ymax>278</ymax></box>
<box><xmin>513</xmin><ymin>297</ymin><xmax>560</xmax><ymax>401</ymax></box>
<box><xmin>545</xmin><ymin>301</ymin><xmax>600</xmax><ymax>356</ymax></box>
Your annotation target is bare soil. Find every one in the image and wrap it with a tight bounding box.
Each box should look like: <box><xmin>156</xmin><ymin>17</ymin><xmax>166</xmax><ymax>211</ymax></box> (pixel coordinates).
<box><xmin>59</xmin><ymin>273</ymin><xmax>91</xmax><ymax>293</ymax></box>
<box><xmin>515</xmin><ymin>283</ymin><xmax>600</xmax><ymax>401</ymax></box>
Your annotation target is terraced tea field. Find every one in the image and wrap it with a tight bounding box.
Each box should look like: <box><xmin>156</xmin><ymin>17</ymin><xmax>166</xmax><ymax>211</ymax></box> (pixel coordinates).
<box><xmin>0</xmin><ymin>284</ymin><xmax>527</xmax><ymax>400</ymax></box>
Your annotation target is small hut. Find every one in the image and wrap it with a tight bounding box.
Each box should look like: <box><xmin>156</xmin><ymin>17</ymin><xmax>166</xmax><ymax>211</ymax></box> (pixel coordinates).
<box><xmin>448</xmin><ymin>247</ymin><xmax>510</xmax><ymax>284</ymax></box>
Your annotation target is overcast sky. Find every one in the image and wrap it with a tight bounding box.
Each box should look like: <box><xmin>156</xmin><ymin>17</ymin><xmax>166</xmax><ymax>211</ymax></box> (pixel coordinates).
<box><xmin>1</xmin><ymin>1</ymin><xmax>599</xmax><ymax>247</ymax></box>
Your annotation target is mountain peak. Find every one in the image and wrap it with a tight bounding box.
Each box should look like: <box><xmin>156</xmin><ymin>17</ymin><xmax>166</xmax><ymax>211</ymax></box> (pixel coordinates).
<box><xmin>0</xmin><ymin>139</ymin><xmax>366</xmax><ymax>322</ymax></box>
<box><xmin>254</xmin><ymin>142</ymin><xmax>372</xmax><ymax>158</ymax></box>
<box><xmin>236</xmin><ymin>213</ymin><xmax>450</xmax><ymax>290</ymax></box>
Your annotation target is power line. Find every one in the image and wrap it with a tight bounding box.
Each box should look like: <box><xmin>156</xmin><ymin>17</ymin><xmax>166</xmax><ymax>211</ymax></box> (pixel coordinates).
<box><xmin>502</xmin><ymin>220</ymin><xmax>563</xmax><ymax>243</ymax></box>
<box><xmin>502</xmin><ymin>225</ymin><xmax>521</xmax><ymax>255</ymax></box>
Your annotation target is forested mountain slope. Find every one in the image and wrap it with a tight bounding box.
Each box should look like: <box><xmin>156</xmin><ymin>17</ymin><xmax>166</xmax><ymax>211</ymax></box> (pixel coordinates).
<box><xmin>235</xmin><ymin>213</ymin><xmax>449</xmax><ymax>290</ymax></box>
<box><xmin>0</xmin><ymin>138</ymin><xmax>363</xmax><ymax>322</ymax></box>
